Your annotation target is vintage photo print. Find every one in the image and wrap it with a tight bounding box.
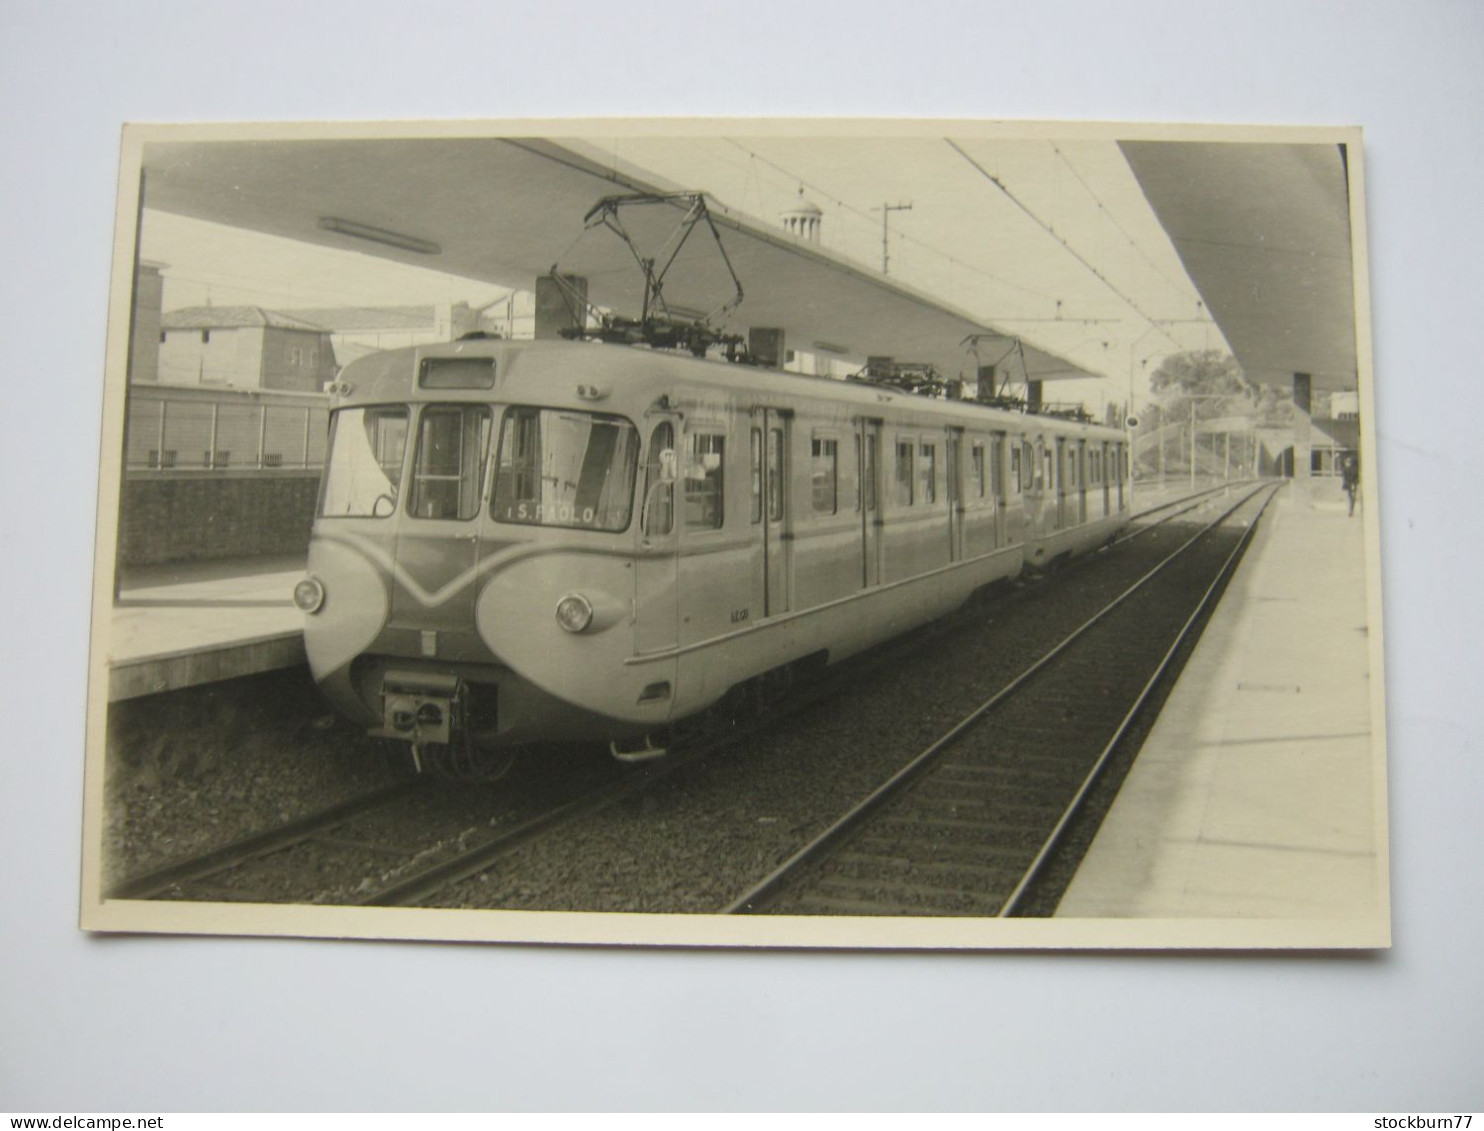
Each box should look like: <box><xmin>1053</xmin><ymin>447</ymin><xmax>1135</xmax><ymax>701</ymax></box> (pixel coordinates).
<box><xmin>80</xmin><ymin>119</ymin><xmax>1388</xmax><ymax>949</ymax></box>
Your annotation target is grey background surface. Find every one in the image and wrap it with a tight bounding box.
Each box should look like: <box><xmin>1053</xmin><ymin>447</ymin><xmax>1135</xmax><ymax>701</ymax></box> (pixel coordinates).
<box><xmin>3</xmin><ymin>0</ymin><xmax>1480</xmax><ymax>1111</ymax></box>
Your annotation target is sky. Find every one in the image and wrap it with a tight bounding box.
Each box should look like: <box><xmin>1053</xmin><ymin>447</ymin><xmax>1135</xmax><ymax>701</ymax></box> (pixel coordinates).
<box><xmin>138</xmin><ymin>133</ymin><xmax>1232</xmax><ymax>415</ymax></box>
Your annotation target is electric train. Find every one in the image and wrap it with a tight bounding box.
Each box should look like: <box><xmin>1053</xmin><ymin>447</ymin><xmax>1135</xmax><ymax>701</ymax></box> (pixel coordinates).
<box><xmin>294</xmin><ymin>336</ymin><xmax>1129</xmax><ymax>769</ymax></box>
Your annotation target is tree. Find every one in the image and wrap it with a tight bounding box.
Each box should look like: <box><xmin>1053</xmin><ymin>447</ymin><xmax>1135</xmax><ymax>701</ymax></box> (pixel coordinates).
<box><xmin>1149</xmin><ymin>350</ymin><xmax>1248</xmax><ymax>420</ymax></box>
<box><xmin>1146</xmin><ymin>349</ymin><xmax>1296</xmax><ymax>426</ymax></box>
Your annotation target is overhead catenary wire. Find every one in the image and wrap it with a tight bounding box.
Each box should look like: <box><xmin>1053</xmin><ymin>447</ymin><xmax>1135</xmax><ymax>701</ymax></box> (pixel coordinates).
<box><xmin>721</xmin><ymin>138</ymin><xmax>1061</xmax><ymax>306</ymax></box>
<box><xmin>946</xmin><ymin>139</ymin><xmax>1184</xmax><ymax>354</ymax></box>
<box><xmin>1048</xmin><ymin>142</ymin><xmax>1203</xmax><ymax>308</ymax></box>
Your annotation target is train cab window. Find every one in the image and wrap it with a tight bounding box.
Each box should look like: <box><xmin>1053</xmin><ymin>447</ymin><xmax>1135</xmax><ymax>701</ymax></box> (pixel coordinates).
<box><xmin>409</xmin><ymin>405</ymin><xmax>492</xmax><ymax>521</ymax></box>
<box><xmin>684</xmin><ymin>433</ymin><xmax>725</xmax><ymax>530</ymax></box>
<box><xmin>812</xmin><ymin>436</ymin><xmax>838</xmax><ymax>514</ymax></box>
<box><xmin>920</xmin><ymin>443</ymin><xmax>937</xmax><ymax>504</ymax></box>
<box><xmin>319</xmin><ymin>406</ymin><xmax>409</xmax><ymax>518</ymax></box>
<box><xmin>894</xmin><ymin>441</ymin><xmax>915</xmax><ymax>506</ymax></box>
<box><xmin>970</xmin><ymin>444</ymin><xmax>986</xmax><ymax>499</ymax></box>
<box><xmin>492</xmin><ymin>406</ymin><xmax>640</xmax><ymax>532</ymax></box>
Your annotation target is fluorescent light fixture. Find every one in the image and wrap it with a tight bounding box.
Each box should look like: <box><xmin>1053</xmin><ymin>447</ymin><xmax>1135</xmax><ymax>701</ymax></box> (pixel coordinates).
<box><xmin>317</xmin><ymin>217</ymin><xmax>441</xmax><ymax>255</ymax></box>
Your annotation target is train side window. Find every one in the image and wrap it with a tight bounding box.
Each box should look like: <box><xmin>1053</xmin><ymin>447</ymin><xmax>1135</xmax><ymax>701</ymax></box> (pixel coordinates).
<box><xmin>750</xmin><ymin>428</ymin><xmax>762</xmax><ymax>523</ymax></box>
<box><xmin>684</xmin><ymin>433</ymin><xmax>725</xmax><ymax>530</ymax></box>
<box><xmin>920</xmin><ymin>442</ymin><xmax>937</xmax><ymax>504</ymax></box>
<box><xmin>812</xmin><ymin>436</ymin><xmax>838</xmax><ymax>514</ymax></box>
<box><xmin>767</xmin><ymin>427</ymin><xmax>784</xmax><ymax>522</ymax></box>
<box><xmin>970</xmin><ymin>444</ymin><xmax>986</xmax><ymax>498</ymax></box>
<box><xmin>1023</xmin><ymin>441</ymin><xmax>1035</xmax><ymax>490</ymax></box>
<box><xmin>1042</xmin><ymin>445</ymin><xmax>1053</xmax><ymax>489</ymax></box>
<box><xmin>409</xmin><ymin>404</ymin><xmax>492</xmax><ymax>520</ymax></box>
<box><xmin>644</xmin><ymin>421</ymin><xmax>675</xmax><ymax>536</ymax></box>
<box><xmin>895</xmin><ymin>440</ymin><xmax>914</xmax><ymax>506</ymax></box>
<box><xmin>1010</xmin><ymin>444</ymin><xmax>1021</xmax><ymax>494</ymax></box>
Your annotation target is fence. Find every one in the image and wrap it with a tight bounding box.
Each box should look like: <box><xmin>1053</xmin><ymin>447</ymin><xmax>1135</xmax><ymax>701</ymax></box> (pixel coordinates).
<box><xmin>118</xmin><ymin>385</ymin><xmax>331</xmax><ymax>566</ymax></box>
<box><xmin>125</xmin><ymin>385</ymin><xmax>330</xmax><ymax>473</ymax></box>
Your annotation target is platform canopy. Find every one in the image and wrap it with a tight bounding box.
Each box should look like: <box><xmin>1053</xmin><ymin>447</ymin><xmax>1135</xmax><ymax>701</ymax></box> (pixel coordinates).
<box><xmin>140</xmin><ymin>134</ymin><xmax>1097</xmax><ymax>385</ymax></box>
<box><xmin>1120</xmin><ymin>140</ymin><xmax>1358</xmax><ymax>392</ymax></box>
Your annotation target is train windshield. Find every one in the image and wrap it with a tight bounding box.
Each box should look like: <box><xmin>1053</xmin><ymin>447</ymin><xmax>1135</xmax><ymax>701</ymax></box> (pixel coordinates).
<box><xmin>319</xmin><ymin>407</ymin><xmax>409</xmax><ymax>517</ymax></box>
<box><xmin>492</xmin><ymin>406</ymin><xmax>638</xmax><ymax>532</ymax></box>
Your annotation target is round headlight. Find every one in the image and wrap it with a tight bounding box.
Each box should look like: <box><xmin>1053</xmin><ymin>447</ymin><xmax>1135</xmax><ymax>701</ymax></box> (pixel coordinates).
<box><xmin>293</xmin><ymin>576</ymin><xmax>326</xmax><ymax>613</ymax></box>
<box><xmin>554</xmin><ymin>593</ymin><xmax>594</xmax><ymax>633</ymax></box>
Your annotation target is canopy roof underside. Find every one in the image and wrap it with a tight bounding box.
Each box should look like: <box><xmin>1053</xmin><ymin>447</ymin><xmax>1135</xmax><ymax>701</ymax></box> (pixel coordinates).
<box><xmin>142</xmin><ymin>136</ymin><xmax>1096</xmax><ymax>385</ymax></box>
<box><xmin>1121</xmin><ymin>140</ymin><xmax>1359</xmax><ymax>393</ymax></box>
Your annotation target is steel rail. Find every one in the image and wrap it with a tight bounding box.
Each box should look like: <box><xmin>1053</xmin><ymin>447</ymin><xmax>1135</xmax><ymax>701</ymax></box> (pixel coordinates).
<box><xmin>723</xmin><ymin>481</ymin><xmax>1274</xmax><ymax>915</ymax></box>
<box><xmin>996</xmin><ymin>481</ymin><xmax>1283</xmax><ymax>915</ymax></box>
<box><xmin>109</xmin><ymin>780</ymin><xmax>428</xmax><ymax>900</ymax></box>
<box><xmin>358</xmin><ymin>765</ymin><xmax>685</xmax><ymax>907</ymax></box>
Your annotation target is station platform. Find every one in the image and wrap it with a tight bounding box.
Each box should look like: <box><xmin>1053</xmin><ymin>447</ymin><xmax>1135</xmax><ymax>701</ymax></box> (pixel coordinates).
<box><xmin>1056</xmin><ymin>486</ymin><xmax>1387</xmax><ymax>922</ymax></box>
<box><xmin>107</xmin><ymin>554</ymin><xmax>307</xmax><ymax>701</ymax></box>
<box><xmin>97</xmin><ymin>480</ymin><xmax>1255</xmax><ymax>703</ymax></box>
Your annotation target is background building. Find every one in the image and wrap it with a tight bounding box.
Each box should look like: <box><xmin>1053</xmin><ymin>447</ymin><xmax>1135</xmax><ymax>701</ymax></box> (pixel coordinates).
<box><xmin>157</xmin><ymin>306</ymin><xmax>337</xmax><ymax>392</ymax></box>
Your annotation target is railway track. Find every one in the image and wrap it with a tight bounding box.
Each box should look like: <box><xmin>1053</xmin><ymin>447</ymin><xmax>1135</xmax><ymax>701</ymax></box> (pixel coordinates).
<box><xmin>112</xmin><ymin>482</ymin><xmax>1270</xmax><ymax>913</ymax></box>
<box><xmin>109</xmin><ymin>780</ymin><xmax>429</xmax><ymax>901</ymax></box>
<box><xmin>723</xmin><ymin>481</ymin><xmax>1281</xmax><ymax>917</ymax></box>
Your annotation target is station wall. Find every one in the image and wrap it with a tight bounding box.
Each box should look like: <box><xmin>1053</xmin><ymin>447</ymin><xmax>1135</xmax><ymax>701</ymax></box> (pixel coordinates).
<box><xmin>117</xmin><ymin>471</ymin><xmax>320</xmax><ymax>565</ymax></box>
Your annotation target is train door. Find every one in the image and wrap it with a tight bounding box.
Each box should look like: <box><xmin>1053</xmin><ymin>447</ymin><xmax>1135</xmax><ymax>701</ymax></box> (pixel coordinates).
<box><xmin>947</xmin><ymin>427</ymin><xmax>965</xmax><ymax>561</ymax></box>
<box><xmin>858</xmin><ymin>417</ymin><xmax>883</xmax><ymax>587</ymax></box>
<box><xmin>754</xmin><ymin>407</ymin><xmax>793</xmax><ymax>617</ymax></box>
<box><xmin>991</xmin><ymin>431</ymin><xmax>1007</xmax><ymax>548</ymax></box>
<box><xmin>634</xmin><ymin>413</ymin><xmax>680</xmax><ymax>655</ymax></box>
<box><xmin>391</xmin><ymin>404</ymin><xmax>491</xmax><ymax>636</ymax></box>
<box><xmin>1055</xmin><ymin>438</ymin><xmax>1067</xmax><ymax>531</ymax></box>
<box><xmin>1077</xmin><ymin>439</ymin><xmax>1088</xmax><ymax>524</ymax></box>
<box><xmin>1101</xmin><ymin>441</ymin><xmax>1111</xmax><ymax>517</ymax></box>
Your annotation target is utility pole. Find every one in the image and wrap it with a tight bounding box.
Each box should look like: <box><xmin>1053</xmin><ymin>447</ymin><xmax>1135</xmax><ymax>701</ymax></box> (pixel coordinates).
<box><xmin>874</xmin><ymin>201</ymin><xmax>912</xmax><ymax>274</ymax></box>
<box><xmin>1190</xmin><ymin>398</ymin><xmax>1197</xmax><ymax>491</ymax></box>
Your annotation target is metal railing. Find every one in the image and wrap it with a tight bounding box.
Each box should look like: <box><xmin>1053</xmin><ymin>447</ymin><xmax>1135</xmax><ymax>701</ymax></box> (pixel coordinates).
<box><xmin>125</xmin><ymin>385</ymin><xmax>330</xmax><ymax>472</ymax></box>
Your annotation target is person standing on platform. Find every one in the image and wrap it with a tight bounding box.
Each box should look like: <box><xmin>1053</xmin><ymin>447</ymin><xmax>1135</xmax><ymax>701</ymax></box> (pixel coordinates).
<box><xmin>1341</xmin><ymin>453</ymin><xmax>1360</xmax><ymax>517</ymax></box>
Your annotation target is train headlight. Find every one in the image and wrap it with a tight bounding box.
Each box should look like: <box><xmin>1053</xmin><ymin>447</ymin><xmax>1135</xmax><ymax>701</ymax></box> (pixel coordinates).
<box><xmin>293</xmin><ymin>576</ymin><xmax>326</xmax><ymax>614</ymax></box>
<box><xmin>555</xmin><ymin>593</ymin><xmax>594</xmax><ymax>634</ymax></box>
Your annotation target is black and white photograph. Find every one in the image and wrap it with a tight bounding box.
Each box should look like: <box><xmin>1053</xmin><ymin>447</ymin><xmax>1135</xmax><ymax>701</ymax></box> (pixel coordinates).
<box><xmin>10</xmin><ymin>1</ymin><xmax>1484</xmax><ymax>1114</ymax></box>
<box><xmin>78</xmin><ymin>120</ymin><xmax>1388</xmax><ymax>949</ymax></box>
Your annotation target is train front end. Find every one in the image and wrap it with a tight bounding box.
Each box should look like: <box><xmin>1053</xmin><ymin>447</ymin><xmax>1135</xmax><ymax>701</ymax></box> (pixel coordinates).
<box><xmin>297</xmin><ymin>340</ymin><xmax>675</xmax><ymax>770</ymax></box>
